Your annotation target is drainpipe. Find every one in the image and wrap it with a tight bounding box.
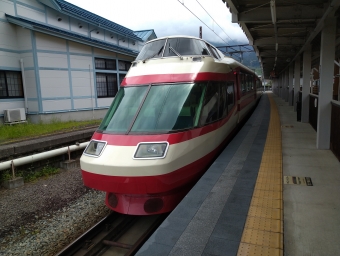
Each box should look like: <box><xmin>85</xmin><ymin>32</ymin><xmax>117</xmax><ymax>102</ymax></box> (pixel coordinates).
<box><xmin>89</xmin><ymin>65</ymin><xmax>94</xmax><ymax>119</ymax></box>
<box><xmin>20</xmin><ymin>59</ymin><xmax>28</xmax><ymax>114</ymax></box>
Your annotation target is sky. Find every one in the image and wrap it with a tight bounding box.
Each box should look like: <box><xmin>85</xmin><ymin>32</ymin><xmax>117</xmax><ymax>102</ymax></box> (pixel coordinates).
<box><xmin>66</xmin><ymin>0</ymin><xmax>248</xmax><ymax>46</ymax></box>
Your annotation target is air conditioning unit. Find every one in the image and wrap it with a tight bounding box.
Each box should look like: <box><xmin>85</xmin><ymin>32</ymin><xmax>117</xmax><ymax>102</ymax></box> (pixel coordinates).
<box><xmin>4</xmin><ymin>108</ymin><xmax>26</xmax><ymax>123</ymax></box>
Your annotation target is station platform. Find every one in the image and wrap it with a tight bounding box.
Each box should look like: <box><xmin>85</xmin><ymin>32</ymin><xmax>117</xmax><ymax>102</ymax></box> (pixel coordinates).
<box><xmin>137</xmin><ymin>92</ymin><xmax>340</xmax><ymax>256</ymax></box>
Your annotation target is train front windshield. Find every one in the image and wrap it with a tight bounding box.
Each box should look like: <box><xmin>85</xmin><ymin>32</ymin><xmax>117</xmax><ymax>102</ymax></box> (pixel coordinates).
<box><xmin>98</xmin><ymin>83</ymin><xmax>206</xmax><ymax>134</ymax></box>
<box><xmin>135</xmin><ymin>38</ymin><xmax>211</xmax><ymax>61</ymax></box>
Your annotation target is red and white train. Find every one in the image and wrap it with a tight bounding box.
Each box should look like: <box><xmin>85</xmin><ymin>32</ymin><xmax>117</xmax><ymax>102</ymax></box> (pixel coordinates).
<box><xmin>80</xmin><ymin>36</ymin><xmax>262</xmax><ymax>215</ymax></box>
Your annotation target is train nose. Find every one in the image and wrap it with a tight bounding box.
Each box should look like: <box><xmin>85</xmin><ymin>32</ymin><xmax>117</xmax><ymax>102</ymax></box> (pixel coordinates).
<box><xmin>107</xmin><ymin>193</ymin><xmax>118</xmax><ymax>208</ymax></box>
<box><xmin>144</xmin><ymin>198</ymin><xmax>164</xmax><ymax>213</ymax></box>
<box><xmin>106</xmin><ymin>193</ymin><xmax>165</xmax><ymax>215</ymax></box>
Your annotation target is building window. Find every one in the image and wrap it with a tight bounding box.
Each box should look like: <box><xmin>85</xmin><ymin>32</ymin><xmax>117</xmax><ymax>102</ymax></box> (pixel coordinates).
<box><xmin>95</xmin><ymin>58</ymin><xmax>116</xmax><ymax>70</ymax></box>
<box><xmin>118</xmin><ymin>60</ymin><xmax>131</xmax><ymax>71</ymax></box>
<box><xmin>119</xmin><ymin>74</ymin><xmax>126</xmax><ymax>86</ymax></box>
<box><xmin>0</xmin><ymin>71</ymin><xmax>24</xmax><ymax>98</ymax></box>
<box><xmin>96</xmin><ymin>73</ymin><xmax>118</xmax><ymax>97</ymax></box>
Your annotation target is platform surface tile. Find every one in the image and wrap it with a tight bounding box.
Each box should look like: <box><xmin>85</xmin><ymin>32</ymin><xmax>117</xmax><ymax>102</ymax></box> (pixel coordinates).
<box><xmin>274</xmin><ymin>95</ymin><xmax>340</xmax><ymax>256</ymax></box>
<box><xmin>137</xmin><ymin>93</ymin><xmax>272</xmax><ymax>256</ymax></box>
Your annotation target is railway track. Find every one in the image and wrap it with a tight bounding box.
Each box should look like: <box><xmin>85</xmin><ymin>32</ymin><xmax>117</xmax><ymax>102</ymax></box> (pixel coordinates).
<box><xmin>56</xmin><ymin>212</ymin><xmax>168</xmax><ymax>256</ymax></box>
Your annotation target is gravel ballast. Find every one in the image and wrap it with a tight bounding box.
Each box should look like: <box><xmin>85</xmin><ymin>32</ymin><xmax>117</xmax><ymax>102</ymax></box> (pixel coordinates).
<box><xmin>0</xmin><ymin>168</ymin><xmax>110</xmax><ymax>255</ymax></box>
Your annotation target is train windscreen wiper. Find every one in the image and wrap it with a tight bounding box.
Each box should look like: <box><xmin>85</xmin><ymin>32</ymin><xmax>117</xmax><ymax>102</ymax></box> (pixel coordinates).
<box><xmin>142</xmin><ymin>46</ymin><xmax>164</xmax><ymax>63</ymax></box>
<box><xmin>169</xmin><ymin>46</ymin><xmax>183</xmax><ymax>60</ymax></box>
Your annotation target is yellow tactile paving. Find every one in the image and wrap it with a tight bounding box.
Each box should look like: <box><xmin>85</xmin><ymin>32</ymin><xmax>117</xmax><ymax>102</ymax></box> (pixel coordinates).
<box><xmin>238</xmin><ymin>243</ymin><xmax>283</xmax><ymax>256</ymax></box>
<box><xmin>244</xmin><ymin>216</ymin><xmax>283</xmax><ymax>233</ymax></box>
<box><xmin>237</xmin><ymin>93</ymin><xmax>283</xmax><ymax>256</ymax></box>
<box><xmin>241</xmin><ymin>229</ymin><xmax>282</xmax><ymax>249</ymax></box>
<box><xmin>248</xmin><ymin>206</ymin><xmax>281</xmax><ymax>219</ymax></box>
<box><xmin>250</xmin><ymin>197</ymin><xmax>281</xmax><ymax>209</ymax></box>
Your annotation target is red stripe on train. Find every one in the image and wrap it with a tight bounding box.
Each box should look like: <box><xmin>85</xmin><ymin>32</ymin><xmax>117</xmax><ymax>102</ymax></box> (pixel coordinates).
<box><xmin>121</xmin><ymin>72</ymin><xmax>234</xmax><ymax>86</ymax></box>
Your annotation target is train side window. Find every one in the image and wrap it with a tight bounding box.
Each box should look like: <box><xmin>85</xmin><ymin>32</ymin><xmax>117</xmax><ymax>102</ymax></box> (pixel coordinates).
<box><xmin>199</xmin><ymin>83</ymin><xmax>219</xmax><ymax>126</ymax></box>
<box><xmin>241</xmin><ymin>74</ymin><xmax>246</xmax><ymax>93</ymax></box>
<box><xmin>218</xmin><ymin>82</ymin><xmax>228</xmax><ymax>119</ymax></box>
<box><xmin>248</xmin><ymin>75</ymin><xmax>253</xmax><ymax>91</ymax></box>
<box><xmin>227</xmin><ymin>82</ymin><xmax>235</xmax><ymax>112</ymax></box>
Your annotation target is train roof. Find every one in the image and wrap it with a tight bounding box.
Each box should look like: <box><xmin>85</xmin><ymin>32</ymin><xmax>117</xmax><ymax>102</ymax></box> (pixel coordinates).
<box><xmin>142</xmin><ymin>35</ymin><xmax>256</xmax><ymax>76</ymax></box>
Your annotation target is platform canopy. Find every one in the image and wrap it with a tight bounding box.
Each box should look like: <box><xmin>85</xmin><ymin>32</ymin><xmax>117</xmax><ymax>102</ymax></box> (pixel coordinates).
<box><xmin>224</xmin><ymin>0</ymin><xmax>340</xmax><ymax>79</ymax></box>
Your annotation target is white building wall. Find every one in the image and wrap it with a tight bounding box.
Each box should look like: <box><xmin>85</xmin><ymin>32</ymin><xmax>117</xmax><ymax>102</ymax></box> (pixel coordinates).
<box><xmin>46</xmin><ymin>8</ymin><xmax>69</xmax><ymax>30</ymax></box>
<box><xmin>18</xmin><ymin>0</ymin><xmax>45</xmax><ymax>10</ymax></box>
<box><xmin>38</xmin><ymin>52</ymin><xmax>68</xmax><ymax>68</ymax></box>
<box><xmin>24</xmin><ymin>70</ymin><xmax>37</xmax><ymax>98</ymax></box>
<box><xmin>71</xmin><ymin>71</ymin><xmax>93</xmax><ymax>97</ymax></box>
<box><xmin>70</xmin><ymin>55</ymin><xmax>92</xmax><ymax>69</ymax></box>
<box><xmin>39</xmin><ymin>70</ymin><xmax>70</xmax><ymax>98</ymax></box>
<box><xmin>74</xmin><ymin>98</ymin><xmax>93</xmax><ymax>109</ymax></box>
<box><xmin>42</xmin><ymin>99</ymin><xmax>71</xmax><ymax>112</ymax></box>
<box><xmin>16</xmin><ymin>27</ymin><xmax>32</xmax><ymax>50</ymax></box>
<box><xmin>0</xmin><ymin>50</ymin><xmax>20</xmax><ymax>68</ymax></box>
<box><xmin>0</xmin><ymin>0</ymin><xmax>142</xmax><ymax>123</ymax></box>
<box><xmin>0</xmin><ymin>0</ymin><xmax>15</xmax><ymax>19</ymax></box>
<box><xmin>70</xmin><ymin>17</ymin><xmax>88</xmax><ymax>36</ymax></box>
<box><xmin>68</xmin><ymin>41</ymin><xmax>91</xmax><ymax>54</ymax></box>
<box><xmin>94</xmin><ymin>47</ymin><xmax>117</xmax><ymax>58</ymax></box>
<box><xmin>27</xmin><ymin>100</ymin><xmax>39</xmax><ymax>112</ymax></box>
<box><xmin>35</xmin><ymin>33</ymin><xmax>67</xmax><ymax>52</ymax></box>
<box><xmin>97</xmin><ymin>98</ymin><xmax>113</xmax><ymax>108</ymax></box>
<box><xmin>0</xmin><ymin>21</ymin><xmax>18</xmax><ymax>51</ymax></box>
<box><xmin>17</xmin><ymin>3</ymin><xmax>45</xmax><ymax>23</ymax></box>
<box><xmin>0</xmin><ymin>101</ymin><xmax>25</xmax><ymax>112</ymax></box>
<box><xmin>20</xmin><ymin>52</ymin><xmax>34</xmax><ymax>68</ymax></box>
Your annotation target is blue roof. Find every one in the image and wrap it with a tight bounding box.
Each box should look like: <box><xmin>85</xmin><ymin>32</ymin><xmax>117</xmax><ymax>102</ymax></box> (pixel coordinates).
<box><xmin>6</xmin><ymin>14</ymin><xmax>139</xmax><ymax>57</ymax></box>
<box><xmin>133</xmin><ymin>29</ymin><xmax>157</xmax><ymax>42</ymax></box>
<box><xmin>42</xmin><ymin>0</ymin><xmax>143</xmax><ymax>42</ymax></box>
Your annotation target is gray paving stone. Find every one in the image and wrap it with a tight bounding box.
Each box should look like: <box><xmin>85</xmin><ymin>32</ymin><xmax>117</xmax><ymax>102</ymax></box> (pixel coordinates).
<box><xmin>171</xmin><ymin>204</ymin><xmax>198</xmax><ymax>220</ymax></box>
<box><xmin>150</xmin><ymin>227</ymin><xmax>183</xmax><ymax>247</ymax></box>
<box><xmin>136</xmin><ymin>241</ymin><xmax>173</xmax><ymax>256</ymax></box>
<box><xmin>169</xmin><ymin>246</ymin><xmax>206</xmax><ymax>256</ymax></box>
<box><xmin>203</xmin><ymin>236</ymin><xmax>239</xmax><ymax>256</ymax></box>
<box><xmin>159</xmin><ymin>215</ymin><xmax>191</xmax><ymax>232</ymax></box>
<box><xmin>211</xmin><ymin>220</ymin><xmax>244</xmax><ymax>241</ymax></box>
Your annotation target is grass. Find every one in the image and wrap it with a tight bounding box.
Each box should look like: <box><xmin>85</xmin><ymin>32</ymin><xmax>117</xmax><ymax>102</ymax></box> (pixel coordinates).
<box><xmin>0</xmin><ymin>165</ymin><xmax>60</xmax><ymax>183</ymax></box>
<box><xmin>0</xmin><ymin>119</ymin><xmax>101</xmax><ymax>144</ymax></box>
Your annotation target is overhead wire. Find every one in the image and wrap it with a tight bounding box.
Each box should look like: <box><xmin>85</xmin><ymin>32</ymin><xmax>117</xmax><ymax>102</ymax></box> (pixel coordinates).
<box><xmin>176</xmin><ymin>0</ymin><xmax>230</xmax><ymax>46</ymax></box>
<box><xmin>195</xmin><ymin>0</ymin><xmax>233</xmax><ymax>42</ymax></box>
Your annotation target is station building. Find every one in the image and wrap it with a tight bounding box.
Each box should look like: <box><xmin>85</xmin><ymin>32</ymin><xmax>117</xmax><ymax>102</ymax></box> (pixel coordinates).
<box><xmin>0</xmin><ymin>0</ymin><xmax>156</xmax><ymax>124</ymax></box>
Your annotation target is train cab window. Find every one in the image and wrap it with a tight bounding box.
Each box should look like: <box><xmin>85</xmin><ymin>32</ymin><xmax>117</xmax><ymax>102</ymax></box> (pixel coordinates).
<box><xmin>207</xmin><ymin>44</ymin><xmax>219</xmax><ymax>59</ymax></box>
<box><xmin>164</xmin><ymin>38</ymin><xmax>210</xmax><ymax>57</ymax></box>
<box><xmin>198</xmin><ymin>40</ymin><xmax>211</xmax><ymax>55</ymax></box>
<box><xmin>131</xmin><ymin>83</ymin><xmax>205</xmax><ymax>133</ymax></box>
<box><xmin>199</xmin><ymin>83</ymin><xmax>220</xmax><ymax>126</ymax></box>
<box><xmin>227</xmin><ymin>83</ymin><xmax>235</xmax><ymax>112</ymax></box>
<box><xmin>135</xmin><ymin>39</ymin><xmax>166</xmax><ymax>61</ymax></box>
<box><xmin>98</xmin><ymin>86</ymin><xmax>149</xmax><ymax>133</ymax></box>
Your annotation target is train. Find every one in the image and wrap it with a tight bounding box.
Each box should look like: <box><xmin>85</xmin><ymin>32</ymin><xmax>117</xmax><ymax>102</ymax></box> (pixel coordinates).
<box><xmin>80</xmin><ymin>36</ymin><xmax>262</xmax><ymax>215</ymax></box>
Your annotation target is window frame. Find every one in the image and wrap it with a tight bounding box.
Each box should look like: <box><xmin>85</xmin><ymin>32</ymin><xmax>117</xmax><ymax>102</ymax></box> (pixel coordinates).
<box><xmin>95</xmin><ymin>58</ymin><xmax>117</xmax><ymax>70</ymax></box>
<box><xmin>0</xmin><ymin>70</ymin><xmax>24</xmax><ymax>99</ymax></box>
<box><xmin>96</xmin><ymin>72</ymin><xmax>118</xmax><ymax>98</ymax></box>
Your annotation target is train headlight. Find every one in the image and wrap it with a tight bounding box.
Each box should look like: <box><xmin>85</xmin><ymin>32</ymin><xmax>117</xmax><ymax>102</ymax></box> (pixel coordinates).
<box><xmin>133</xmin><ymin>142</ymin><xmax>169</xmax><ymax>159</ymax></box>
<box><xmin>83</xmin><ymin>140</ymin><xmax>107</xmax><ymax>157</ymax></box>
